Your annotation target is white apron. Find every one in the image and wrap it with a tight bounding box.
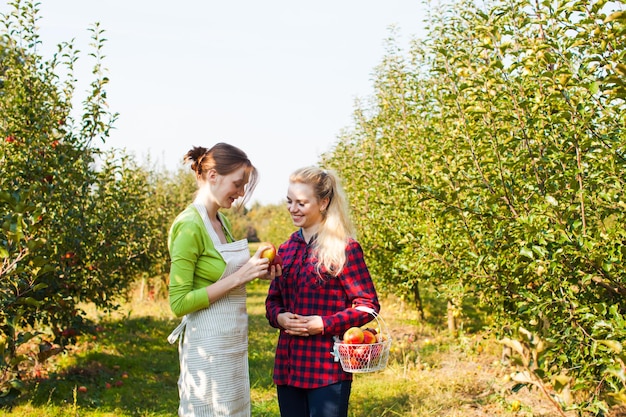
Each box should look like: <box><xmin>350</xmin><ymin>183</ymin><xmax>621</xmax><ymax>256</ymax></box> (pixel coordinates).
<box><xmin>168</xmin><ymin>202</ymin><xmax>251</xmax><ymax>417</ymax></box>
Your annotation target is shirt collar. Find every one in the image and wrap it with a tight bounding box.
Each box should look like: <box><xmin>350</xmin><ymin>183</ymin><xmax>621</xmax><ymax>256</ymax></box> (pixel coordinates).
<box><xmin>297</xmin><ymin>228</ymin><xmax>318</xmax><ymax>245</ymax></box>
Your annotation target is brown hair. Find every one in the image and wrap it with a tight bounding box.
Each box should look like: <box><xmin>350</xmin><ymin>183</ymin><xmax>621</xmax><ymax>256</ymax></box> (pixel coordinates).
<box><xmin>184</xmin><ymin>142</ymin><xmax>259</xmax><ymax>206</ymax></box>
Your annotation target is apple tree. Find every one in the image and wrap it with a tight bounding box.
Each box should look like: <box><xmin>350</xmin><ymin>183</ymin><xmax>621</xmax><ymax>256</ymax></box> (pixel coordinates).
<box><xmin>0</xmin><ymin>0</ymin><xmax>158</xmax><ymax>403</ymax></box>
<box><xmin>245</xmin><ymin>202</ymin><xmax>295</xmax><ymax>246</ymax></box>
<box><xmin>323</xmin><ymin>0</ymin><xmax>626</xmax><ymax>413</ymax></box>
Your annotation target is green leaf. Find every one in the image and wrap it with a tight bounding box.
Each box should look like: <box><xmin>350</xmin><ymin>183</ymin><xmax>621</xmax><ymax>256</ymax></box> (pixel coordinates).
<box><xmin>511</xmin><ymin>383</ymin><xmax>528</xmax><ymax>393</ymax></box>
<box><xmin>31</xmin><ymin>283</ymin><xmax>48</xmax><ymax>291</ymax></box>
<box><xmin>545</xmin><ymin>195</ymin><xmax>558</xmax><ymax>206</ymax></box>
<box><xmin>520</xmin><ymin>247</ymin><xmax>534</xmax><ymax>259</ymax></box>
<box><xmin>17</xmin><ymin>297</ymin><xmax>43</xmax><ymax>307</ymax></box>
<box><xmin>0</xmin><ymin>192</ymin><xmax>12</xmax><ymax>203</ymax></box>
<box><xmin>604</xmin><ymin>10</ymin><xmax>626</xmax><ymax>23</ymax></box>
<box><xmin>598</xmin><ymin>340</ymin><xmax>623</xmax><ymax>354</ymax></box>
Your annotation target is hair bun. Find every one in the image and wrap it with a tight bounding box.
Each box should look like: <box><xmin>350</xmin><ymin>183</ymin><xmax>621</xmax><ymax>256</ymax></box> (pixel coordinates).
<box><xmin>184</xmin><ymin>146</ymin><xmax>208</xmax><ymax>174</ymax></box>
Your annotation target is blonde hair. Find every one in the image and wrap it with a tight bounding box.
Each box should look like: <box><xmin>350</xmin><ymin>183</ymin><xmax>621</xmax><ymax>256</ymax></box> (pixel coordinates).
<box><xmin>289</xmin><ymin>166</ymin><xmax>355</xmax><ymax>276</ymax></box>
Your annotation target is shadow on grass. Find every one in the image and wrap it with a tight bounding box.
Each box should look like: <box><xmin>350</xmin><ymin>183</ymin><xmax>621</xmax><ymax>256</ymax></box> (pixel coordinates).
<box><xmin>22</xmin><ymin>298</ymin><xmax>280</xmax><ymax>416</ymax></box>
<box><xmin>26</xmin><ymin>316</ymin><xmax>180</xmax><ymax>414</ymax></box>
<box><xmin>248</xmin><ymin>313</ymin><xmax>279</xmax><ymax>391</ymax></box>
<box><xmin>22</xmin><ymin>281</ymin><xmax>432</xmax><ymax>417</ymax></box>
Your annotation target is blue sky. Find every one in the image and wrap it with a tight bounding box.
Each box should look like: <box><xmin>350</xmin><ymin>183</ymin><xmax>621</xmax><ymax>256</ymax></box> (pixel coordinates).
<box><xmin>7</xmin><ymin>0</ymin><xmax>428</xmax><ymax>205</ymax></box>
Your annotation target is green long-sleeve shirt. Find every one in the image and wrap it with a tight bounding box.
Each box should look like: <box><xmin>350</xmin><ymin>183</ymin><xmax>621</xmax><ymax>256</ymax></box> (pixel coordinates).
<box><xmin>168</xmin><ymin>205</ymin><xmax>233</xmax><ymax>317</ymax></box>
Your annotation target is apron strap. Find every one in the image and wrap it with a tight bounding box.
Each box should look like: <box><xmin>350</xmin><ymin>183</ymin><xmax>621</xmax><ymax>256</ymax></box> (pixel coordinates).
<box><xmin>168</xmin><ymin>316</ymin><xmax>187</xmax><ymax>344</ymax></box>
<box><xmin>193</xmin><ymin>201</ymin><xmax>236</xmax><ymax>243</ymax></box>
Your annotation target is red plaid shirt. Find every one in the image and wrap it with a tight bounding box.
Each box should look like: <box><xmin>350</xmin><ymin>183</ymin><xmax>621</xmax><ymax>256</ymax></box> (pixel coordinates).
<box><xmin>265</xmin><ymin>230</ymin><xmax>380</xmax><ymax>389</ymax></box>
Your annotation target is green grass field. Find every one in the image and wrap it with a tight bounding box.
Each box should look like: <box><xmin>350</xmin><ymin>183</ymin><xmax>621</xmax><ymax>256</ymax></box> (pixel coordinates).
<box><xmin>0</xmin><ymin>280</ymin><xmax>565</xmax><ymax>417</ymax></box>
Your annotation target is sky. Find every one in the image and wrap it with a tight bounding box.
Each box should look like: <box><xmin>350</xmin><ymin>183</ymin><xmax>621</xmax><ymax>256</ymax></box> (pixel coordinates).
<box><xmin>4</xmin><ymin>0</ymin><xmax>429</xmax><ymax>205</ymax></box>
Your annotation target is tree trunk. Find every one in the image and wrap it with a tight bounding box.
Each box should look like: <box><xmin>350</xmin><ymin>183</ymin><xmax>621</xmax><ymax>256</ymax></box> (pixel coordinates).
<box><xmin>447</xmin><ymin>299</ymin><xmax>458</xmax><ymax>335</ymax></box>
<box><xmin>413</xmin><ymin>283</ymin><xmax>425</xmax><ymax>321</ymax></box>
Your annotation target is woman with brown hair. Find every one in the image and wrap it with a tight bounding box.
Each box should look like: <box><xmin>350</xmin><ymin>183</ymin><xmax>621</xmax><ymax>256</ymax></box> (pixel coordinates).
<box><xmin>167</xmin><ymin>142</ymin><xmax>280</xmax><ymax>417</ymax></box>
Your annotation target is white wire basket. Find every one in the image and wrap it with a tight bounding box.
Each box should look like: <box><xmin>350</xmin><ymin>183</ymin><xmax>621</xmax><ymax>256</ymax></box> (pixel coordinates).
<box><xmin>333</xmin><ymin>307</ymin><xmax>391</xmax><ymax>373</ymax></box>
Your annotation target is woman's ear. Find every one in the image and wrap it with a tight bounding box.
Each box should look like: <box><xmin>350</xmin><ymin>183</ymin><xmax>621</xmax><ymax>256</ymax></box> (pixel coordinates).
<box><xmin>206</xmin><ymin>168</ymin><xmax>218</xmax><ymax>183</ymax></box>
<box><xmin>320</xmin><ymin>197</ymin><xmax>330</xmax><ymax>212</ymax></box>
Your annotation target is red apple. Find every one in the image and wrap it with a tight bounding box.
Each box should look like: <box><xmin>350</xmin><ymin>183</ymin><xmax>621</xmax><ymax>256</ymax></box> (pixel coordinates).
<box><xmin>348</xmin><ymin>355</ymin><xmax>361</xmax><ymax>369</ymax></box>
<box><xmin>369</xmin><ymin>343</ymin><xmax>383</xmax><ymax>360</ymax></box>
<box><xmin>271</xmin><ymin>254</ymin><xmax>283</xmax><ymax>268</ymax></box>
<box><xmin>260</xmin><ymin>243</ymin><xmax>284</xmax><ymax>270</ymax></box>
<box><xmin>78</xmin><ymin>386</ymin><xmax>87</xmax><ymax>393</ymax></box>
<box><xmin>343</xmin><ymin>327</ymin><xmax>364</xmax><ymax>344</ymax></box>
<box><xmin>364</xmin><ymin>327</ymin><xmax>377</xmax><ymax>335</ymax></box>
<box><xmin>362</xmin><ymin>330</ymin><xmax>377</xmax><ymax>344</ymax></box>
<box><xmin>259</xmin><ymin>242</ymin><xmax>276</xmax><ymax>263</ymax></box>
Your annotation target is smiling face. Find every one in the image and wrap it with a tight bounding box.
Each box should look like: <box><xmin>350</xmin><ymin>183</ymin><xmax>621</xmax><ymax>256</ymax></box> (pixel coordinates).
<box><xmin>286</xmin><ymin>181</ymin><xmax>328</xmax><ymax>236</ymax></box>
<box><xmin>199</xmin><ymin>165</ymin><xmax>249</xmax><ymax>210</ymax></box>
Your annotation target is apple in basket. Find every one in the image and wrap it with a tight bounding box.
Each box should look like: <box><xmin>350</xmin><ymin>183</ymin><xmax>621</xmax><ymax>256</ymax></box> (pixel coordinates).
<box><xmin>348</xmin><ymin>355</ymin><xmax>361</xmax><ymax>369</ymax></box>
<box><xmin>362</xmin><ymin>329</ymin><xmax>377</xmax><ymax>344</ymax></box>
<box><xmin>343</xmin><ymin>327</ymin><xmax>364</xmax><ymax>344</ymax></box>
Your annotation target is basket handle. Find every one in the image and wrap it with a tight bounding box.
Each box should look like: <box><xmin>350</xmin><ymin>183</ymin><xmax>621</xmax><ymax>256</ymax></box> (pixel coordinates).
<box><xmin>354</xmin><ymin>305</ymin><xmax>376</xmax><ymax>315</ymax></box>
<box><xmin>354</xmin><ymin>305</ymin><xmax>389</xmax><ymax>336</ymax></box>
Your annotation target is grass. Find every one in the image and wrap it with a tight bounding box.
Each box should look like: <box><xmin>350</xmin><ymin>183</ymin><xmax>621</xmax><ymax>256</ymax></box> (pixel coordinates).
<box><xmin>0</xmin><ymin>279</ymin><xmax>568</xmax><ymax>417</ymax></box>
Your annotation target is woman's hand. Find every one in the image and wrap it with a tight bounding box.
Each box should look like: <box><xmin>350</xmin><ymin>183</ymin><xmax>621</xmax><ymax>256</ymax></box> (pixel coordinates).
<box><xmin>261</xmin><ymin>261</ymin><xmax>282</xmax><ymax>280</ymax></box>
<box><xmin>236</xmin><ymin>244</ymin><xmax>282</xmax><ymax>284</ymax></box>
<box><xmin>254</xmin><ymin>244</ymin><xmax>282</xmax><ymax>281</ymax></box>
<box><xmin>277</xmin><ymin>312</ymin><xmax>324</xmax><ymax>337</ymax></box>
<box><xmin>206</xmin><ymin>244</ymin><xmax>280</xmax><ymax>303</ymax></box>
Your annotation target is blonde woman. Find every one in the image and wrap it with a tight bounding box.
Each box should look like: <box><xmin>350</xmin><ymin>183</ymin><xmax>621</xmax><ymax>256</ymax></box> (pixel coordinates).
<box><xmin>265</xmin><ymin>166</ymin><xmax>379</xmax><ymax>417</ymax></box>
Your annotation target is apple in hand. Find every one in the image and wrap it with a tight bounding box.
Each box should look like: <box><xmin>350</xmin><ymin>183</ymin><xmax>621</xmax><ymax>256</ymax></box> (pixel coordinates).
<box><xmin>260</xmin><ymin>242</ymin><xmax>283</xmax><ymax>270</ymax></box>
<box><xmin>343</xmin><ymin>327</ymin><xmax>364</xmax><ymax>344</ymax></box>
<box><xmin>260</xmin><ymin>242</ymin><xmax>276</xmax><ymax>262</ymax></box>
<box><xmin>271</xmin><ymin>254</ymin><xmax>283</xmax><ymax>268</ymax></box>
